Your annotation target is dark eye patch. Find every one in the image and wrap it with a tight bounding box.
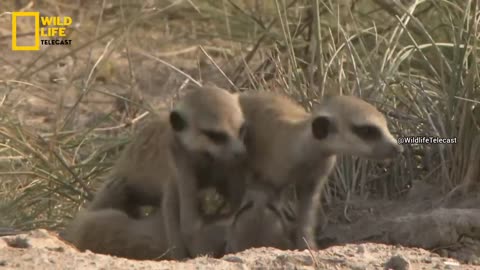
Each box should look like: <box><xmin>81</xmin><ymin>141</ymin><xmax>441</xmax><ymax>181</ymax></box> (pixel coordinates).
<box><xmin>169</xmin><ymin>111</ymin><xmax>187</xmax><ymax>132</ymax></box>
<box><xmin>202</xmin><ymin>129</ymin><xmax>228</xmax><ymax>144</ymax></box>
<box><xmin>352</xmin><ymin>124</ymin><xmax>382</xmax><ymax>141</ymax></box>
<box><xmin>311</xmin><ymin>116</ymin><xmax>335</xmax><ymax>140</ymax></box>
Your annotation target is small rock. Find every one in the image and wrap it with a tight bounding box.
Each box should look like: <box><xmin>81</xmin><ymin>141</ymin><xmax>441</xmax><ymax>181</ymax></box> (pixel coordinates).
<box><xmin>46</xmin><ymin>246</ymin><xmax>65</xmax><ymax>252</ymax></box>
<box><xmin>300</xmin><ymin>254</ymin><xmax>315</xmax><ymax>266</ymax></box>
<box><xmin>277</xmin><ymin>254</ymin><xmax>314</xmax><ymax>266</ymax></box>
<box><xmin>0</xmin><ymin>260</ymin><xmax>7</xmax><ymax>266</ymax></box>
<box><xmin>333</xmin><ymin>252</ymin><xmax>345</xmax><ymax>258</ymax></box>
<box><xmin>29</xmin><ymin>229</ymin><xmax>51</xmax><ymax>238</ymax></box>
<box><xmin>422</xmin><ymin>257</ymin><xmax>432</xmax><ymax>263</ymax></box>
<box><xmin>384</xmin><ymin>255</ymin><xmax>410</xmax><ymax>270</ymax></box>
<box><xmin>345</xmin><ymin>250</ymin><xmax>355</xmax><ymax>257</ymax></box>
<box><xmin>4</xmin><ymin>237</ymin><xmax>30</xmax><ymax>249</ymax></box>
<box><xmin>223</xmin><ymin>255</ymin><xmax>244</xmax><ymax>263</ymax></box>
<box><xmin>351</xmin><ymin>265</ymin><xmax>368</xmax><ymax>270</ymax></box>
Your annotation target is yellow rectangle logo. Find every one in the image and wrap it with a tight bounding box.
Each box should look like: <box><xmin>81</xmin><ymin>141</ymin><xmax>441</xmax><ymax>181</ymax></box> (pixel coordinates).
<box><xmin>12</xmin><ymin>12</ymin><xmax>40</xmax><ymax>51</ymax></box>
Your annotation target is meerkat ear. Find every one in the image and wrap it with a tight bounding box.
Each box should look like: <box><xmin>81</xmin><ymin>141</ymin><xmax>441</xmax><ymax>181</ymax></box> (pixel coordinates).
<box><xmin>311</xmin><ymin>115</ymin><xmax>335</xmax><ymax>140</ymax></box>
<box><xmin>169</xmin><ymin>110</ymin><xmax>187</xmax><ymax>132</ymax></box>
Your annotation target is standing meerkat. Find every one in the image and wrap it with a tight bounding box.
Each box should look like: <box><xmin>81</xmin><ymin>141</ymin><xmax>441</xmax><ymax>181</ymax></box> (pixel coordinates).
<box><xmin>65</xmin><ymin>85</ymin><xmax>248</xmax><ymax>260</ymax></box>
<box><xmin>233</xmin><ymin>92</ymin><xmax>403</xmax><ymax>250</ymax></box>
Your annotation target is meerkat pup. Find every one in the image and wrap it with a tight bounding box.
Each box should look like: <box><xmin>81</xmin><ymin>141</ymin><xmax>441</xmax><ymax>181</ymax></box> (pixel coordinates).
<box><xmin>234</xmin><ymin>92</ymin><xmax>403</xmax><ymax>250</ymax></box>
<box><xmin>226</xmin><ymin>180</ymin><xmax>297</xmax><ymax>253</ymax></box>
<box><xmin>66</xmin><ymin>85</ymin><xmax>248</xmax><ymax>260</ymax></box>
<box><xmin>167</xmin><ymin>87</ymin><xmax>248</xmax><ymax>258</ymax></box>
<box><xmin>87</xmin><ymin>86</ymin><xmax>247</xmax><ymax>219</ymax></box>
<box><xmin>65</xmin><ymin>207</ymin><xmax>169</xmax><ymax>260</ymax></box>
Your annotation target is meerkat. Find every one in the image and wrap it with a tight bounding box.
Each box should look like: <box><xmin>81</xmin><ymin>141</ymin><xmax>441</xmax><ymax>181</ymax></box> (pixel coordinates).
<box><xmin>64</xmin><ymin>205</ymin><xmax>231</xmax><ymax>260</ymax></box>
<box><xmin>225</xmin><ymin>179</ymin><xmax>297</xmax><ymax>253</ymax></box>
<box><xmin>235</xmin><ymin>92</ymin><xmax>403</xmax><ymax>250</ymax></box>
<box><xmin>64</xmin><ymin>208</ymin><xmax>169</xmax><ymax>260</ymax></box>
<box><xmin>67</xmin><ymin>85</ymin><xmax>248</xmax><ymax>260</ymax></box>
<box><xmin>87</xmin><ymin>88</ymin><xmax>247</xmax><ymax>218</ymax></box>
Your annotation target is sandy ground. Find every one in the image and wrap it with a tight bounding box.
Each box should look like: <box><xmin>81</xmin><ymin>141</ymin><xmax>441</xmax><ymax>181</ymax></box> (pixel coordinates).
<box><xmin>0</xmin><ymin>229</ymin><xmax>473</xmax><ymax>270</ymax></box>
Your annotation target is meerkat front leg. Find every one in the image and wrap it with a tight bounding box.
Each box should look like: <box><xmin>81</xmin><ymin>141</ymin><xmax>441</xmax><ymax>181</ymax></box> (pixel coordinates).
<box><xmin>175</xmin><ymin>166</ymin><xmax>231</xmax><ymax>258</ymax></box>
<box><xmin>294</xmin><ymin>178</ymin><xmax>323</xmax><ymax>250</ymax></box>
<box><xmin>162</xmin><ymin>179</ymin><xmax>190</xmax><ymax>260</ymax></box>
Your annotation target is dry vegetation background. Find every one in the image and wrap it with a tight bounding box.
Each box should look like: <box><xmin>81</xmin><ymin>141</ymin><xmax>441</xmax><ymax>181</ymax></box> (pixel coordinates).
<box><xmin>0</xmin><ymin>0</ymin><xmax>479</xmax><ymax>256</ymax></box>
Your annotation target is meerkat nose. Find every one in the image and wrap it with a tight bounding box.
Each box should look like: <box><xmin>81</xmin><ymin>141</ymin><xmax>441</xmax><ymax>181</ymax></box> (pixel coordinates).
<box><xmin>395</xmin><ymin>144</ymin><xmax>404</xmax><ymax>153</ymax></box>
<box><xmin>385</xmin><ymin>143</ymin><xmax>403</xmax><ymax>159</ymax></box>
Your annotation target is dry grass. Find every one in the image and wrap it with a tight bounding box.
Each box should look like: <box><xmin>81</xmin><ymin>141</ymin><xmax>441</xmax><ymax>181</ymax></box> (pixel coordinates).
<box><xmin>0</xmin><ymin>0</ymin><xmax>478</xmax><ymax>232</ymax></box>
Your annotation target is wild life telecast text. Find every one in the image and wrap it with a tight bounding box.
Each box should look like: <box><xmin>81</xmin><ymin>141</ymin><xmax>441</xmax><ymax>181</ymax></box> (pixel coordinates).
<box><xmin>41</xmin><ymin>16</ymin><xmax>72</xmax><ymax>45</ymax></box>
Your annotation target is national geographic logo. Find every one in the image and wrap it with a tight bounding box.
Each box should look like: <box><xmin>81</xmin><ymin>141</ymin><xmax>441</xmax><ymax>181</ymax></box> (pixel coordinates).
<box><xmin>11</xmin><ymin>12</ymin><xmax>73</xmax><ymax>51</ymax></box>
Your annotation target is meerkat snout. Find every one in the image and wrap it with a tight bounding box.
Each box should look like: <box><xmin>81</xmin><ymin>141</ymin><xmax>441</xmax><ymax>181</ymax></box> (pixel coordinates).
<box><xmin>350</xmin><ymin>121</ymin><xmax>404</xmax><ymax>159</ymax></box>
<box><xmin>369</xmin><ymin>138</ymin><xmax>404</xmax><ymax>160</ymax></box>
<box><xmin>311</xmin><ymin>96</ymin><xmax>403</xmax><ymax>161</ymax></box>
<box><xmin>396</xmin><ymin>144</ymin><xmax>404</xmax><ymax>153</ymax></box>
<box><xmin>386</xmin><ymin>140</ymin><xmax>404</xmax><ymax>155</ymax></box>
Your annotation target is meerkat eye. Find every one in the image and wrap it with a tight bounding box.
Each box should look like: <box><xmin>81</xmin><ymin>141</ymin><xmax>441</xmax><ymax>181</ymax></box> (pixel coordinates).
<box><xmin>311</xmin><ymin>116</ymin><xmax>335</xmax><ymax>140</ymax></box>
<box><xmin>352</xmin><ymin>124</ymin><xmax>381</xmax><ymax>141</ymax></box>
<box><xmin>203</xmin><ymin>130</ymin><xmax>228</xmax><ymax>144</ymax></box>
<box><xmin>169</xmin><ymin>111</ymin><xmax>187</xmax><ymax>132</ymax></box>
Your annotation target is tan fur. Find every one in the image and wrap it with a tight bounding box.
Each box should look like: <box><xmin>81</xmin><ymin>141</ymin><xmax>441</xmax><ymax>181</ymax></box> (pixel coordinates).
<box><xmin>67</xmin><ymin>85</ymin><xmax>248</xmax><ymax>260</ymax></box>
<box><xmin>226</xmin><ymin>180</ymin><xmax>296</xmax><ymax>253</ymax></box>
<box><xmin>163</xmin><ymin>85</ymin><xmax>249</xmax><ymax>258</ymax></box>
<box><xmin>87</xmin><ymin>112</ymin><xmax>173</xmax><ymax>218</ymax></box>
<box><xmin>88</xmin><ymin>86</ymin><xmax>247</xmax><ymax>218</ymax></box>
<box><xmin>65</xmin><ymin>209</ymin><xmax>169</xmax><ymax>260</ymax></box>
<box><xmin>236</xmin><ymin>92</ymin><xmax>403</xmax><ymax>250</ymax></box>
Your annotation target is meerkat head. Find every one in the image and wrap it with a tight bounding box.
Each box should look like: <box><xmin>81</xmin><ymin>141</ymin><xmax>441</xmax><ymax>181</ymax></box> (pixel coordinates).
<box><xmin>169</xmin><ymin>85</ymin><xmax>247</xmax><ymax>163</ymax></box>
<box><xmin>309</xmin><ymin>96</ymin><xmax>403</xmax><ymax>160</ymax></box>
